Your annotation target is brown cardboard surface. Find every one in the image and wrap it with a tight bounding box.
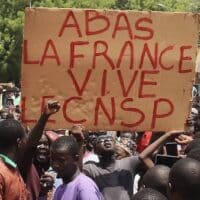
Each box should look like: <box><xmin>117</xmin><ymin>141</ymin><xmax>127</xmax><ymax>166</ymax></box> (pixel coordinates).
<box><xmin>21</xmin><ymin>8</ymin><xmax>199</xmax><ymax>131</ymax></box>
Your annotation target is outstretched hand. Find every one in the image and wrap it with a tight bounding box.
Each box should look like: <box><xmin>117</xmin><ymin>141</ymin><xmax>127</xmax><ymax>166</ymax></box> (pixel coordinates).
<box><xmin>175</xmin><ymin>134</ymin><xmax>193</xmax><ymax>145</ymax></box>
<box><xmin>43</xmin><ymin>100</ymin><xmax>61</xmax><ymax>116</ymax></box>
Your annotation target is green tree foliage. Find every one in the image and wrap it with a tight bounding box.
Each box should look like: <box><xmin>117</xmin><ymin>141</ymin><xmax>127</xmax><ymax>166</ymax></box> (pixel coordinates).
<box><xmin>0</xmin><ymin>1</ymin><xmax>27</xmax><ymax>85</ymax></box>
<box><xmin>0</xmin><ymin>0</ymin><xmax>199</xmax><ymax>85</ymax></box>
<box><xmin>189</xmin><ymin>0</ymin><xmax>200</xmax><ymax>13</ymax></box>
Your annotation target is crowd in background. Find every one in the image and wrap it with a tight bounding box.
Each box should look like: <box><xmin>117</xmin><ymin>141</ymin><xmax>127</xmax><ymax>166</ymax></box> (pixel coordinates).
<box><xmin>0</xmin><ymin>82</ymin><xmax>200</xmax><ymax>200</ymax></box>
<box><xmin>0</xmin><ymin>83</ymin><xmax>21</xmax><ymax>121</ymax></box>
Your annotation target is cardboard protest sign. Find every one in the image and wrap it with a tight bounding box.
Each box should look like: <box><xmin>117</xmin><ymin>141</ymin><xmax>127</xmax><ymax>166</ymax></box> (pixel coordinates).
<box><xmin>21</xmin><ymin>8</ymin><xmax>199</xmax><ymax>131</ymax></box>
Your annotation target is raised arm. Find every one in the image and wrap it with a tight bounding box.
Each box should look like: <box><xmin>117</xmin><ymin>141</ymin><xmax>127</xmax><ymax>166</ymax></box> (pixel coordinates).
<box><xmin>18</xmin><ymin>100</ymin><xmax>60</xmax><ymax>180</ymax></box>
<box><xmin>139</xmin><ymin>130</ymin><xmax>182</xmax><ymax>169</ymax></box>
<box><xmin>26</xmin><ymin>100</ymin><xmax>60</xmax><ymax>147</ymax></box>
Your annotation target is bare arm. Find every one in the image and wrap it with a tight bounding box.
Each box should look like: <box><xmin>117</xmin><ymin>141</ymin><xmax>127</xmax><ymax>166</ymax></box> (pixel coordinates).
<box><xmin>26</xmin><ymin>101</ymin><xmax>60</xmax><ymax>147</ymax></box>
<box><xmin>18</xmin><ymin>101</ymin><xmax>60</xmax><ymax>180</ymax></box>
<box><xmin>139</xmin><ymin>130</ymin><xmax>182</xmax><ymax>169</ymax></box>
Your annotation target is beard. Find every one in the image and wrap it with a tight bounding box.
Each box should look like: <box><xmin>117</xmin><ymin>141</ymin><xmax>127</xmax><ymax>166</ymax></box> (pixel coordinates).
<box><xmin>99</xmin><ymin>148</ymin><xmax>115</xmax><ymax>158</ymax></box>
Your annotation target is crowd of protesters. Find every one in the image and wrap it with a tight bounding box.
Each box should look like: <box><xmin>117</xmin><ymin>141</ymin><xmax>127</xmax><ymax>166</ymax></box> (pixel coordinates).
<box><xmin>0</xmin><ymin>83</ymin><xmax>200</xmax><ymax>200</ymax></box>
<box><xmin>0</xmin><ymin>83</ymin><xmax>21</xmax><ymax>121</ymax></box>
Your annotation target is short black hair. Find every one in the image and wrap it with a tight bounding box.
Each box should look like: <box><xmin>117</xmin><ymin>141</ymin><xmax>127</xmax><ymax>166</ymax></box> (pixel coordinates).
<box><xmin>133</xmin><ymin>188</ymin><xmax>168</xmax><ymax>200</ymax></box>
<box><xmin>187</xmin><ymin>148</ymin><xmax>200</xmax><ymax>162</ymax></box>
<box><xmin>185</xmin><ymin>138</ymin><xmax>200</xmax><ymax>154</ymax></box>
<box><xmin>0</xmin><ymin>119</ymin><xmax>25</xmax><ymax>149</ymax></box>
<box><xmin>143</xmin><ymin>165</ymin><xmax>170</xmax><ymax>197</ymax></box>
<box><xmin>96</xmin><ymin>134</ymin><xmax>113</xmax><ymax>143</ymax></box>
<box><xmin>51</xmin><ymin>136</ymin><xmax>79</xmax><ymax>156</ymax></box>
<box><xmin>169</xmin><ymin>158</ymin><xmax>200</xmax><ymax>200</ymax></box>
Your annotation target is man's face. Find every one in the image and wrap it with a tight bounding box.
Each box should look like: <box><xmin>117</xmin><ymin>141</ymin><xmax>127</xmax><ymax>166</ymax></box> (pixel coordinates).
<box><xmin>1</xmin><ymin>111</ymin><xmax>8</xmax><ymax>119</ymax></box>
<box><xmin>14</xmin><ymin>112</ymin><xmax>21</xmax><ymax>121</ymax></box>
<box><xmin>95</xmin><ymin>135</ymin><xmax>115</xmax><ymax>156</ymax></box>
<box><xmin>185</xmin><ymin>117</ymin><xmax>195</xmax><ymax>134</ymax></box>
<box><xmin>88</xmin><ymin>133</ymin><xmax>97</xmax><ymax>148</ymax></box>
<box><xmin>36</xmin><ymin>135</ymin><xmax>50</xmax><ymax>163</ymax></box>
<box><xmin>50</xmin><ymin>148</ymin><xmax>77</xmax><ymax>182</ymax></box>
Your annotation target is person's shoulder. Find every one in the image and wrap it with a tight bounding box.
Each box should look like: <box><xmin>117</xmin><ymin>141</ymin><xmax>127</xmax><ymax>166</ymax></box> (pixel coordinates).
<box><xmin>0</xmin><ymin>159</ymin><xmax>13</xmax><ymax>173</ymax></box>
<box><xmin>117</xmin><ymin>156</ymin><xmax>141</xmax><ymax>169</ymax></box>
<box><xmin>76</xmin><ymin>174</ymin><xmax>103</xmax><ymax>200</ymax></box>
<box><xmin>83</xmin><ymin>161</ymin><xmax>97</xmax><ymax>168</ymax></box>
<box><xmin>0</xmin><ymin>160</ymin><xmax>18</xmax><ymax>186</ymax></box>
<box><xmin>120</xmin><ymin>155</ymin><xmax>140</xmax><ymax>163</ymax></box>
<box><xmin>83</xmin><ymin>162</ymin><xmax>98</xmax><ymax>174</ymax></box>
<box><xmin>0</xmin><ymin>159</ymin><xmax>7</xmax><ymax>167</ymax></box>
<box><xmin>77</xmin><ymin>173</ymin><xmax>95</xmax><ymax>182</ymax></box>
<box><xmin>77</xmin><ymin>173</ymin><xmax>98</xmax><ymax>188</ymax></box>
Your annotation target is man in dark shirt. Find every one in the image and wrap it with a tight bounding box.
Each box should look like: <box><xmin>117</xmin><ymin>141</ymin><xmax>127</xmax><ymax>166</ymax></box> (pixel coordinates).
<box><xmin>83</xmin><ymin>130</ymin><xmax>183</xmax><ymax>200</ymax></box>
<box><xmin>83</xmin><ymin>134</ymin><xmax>142</xmax><ymax>200</ymax></box>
